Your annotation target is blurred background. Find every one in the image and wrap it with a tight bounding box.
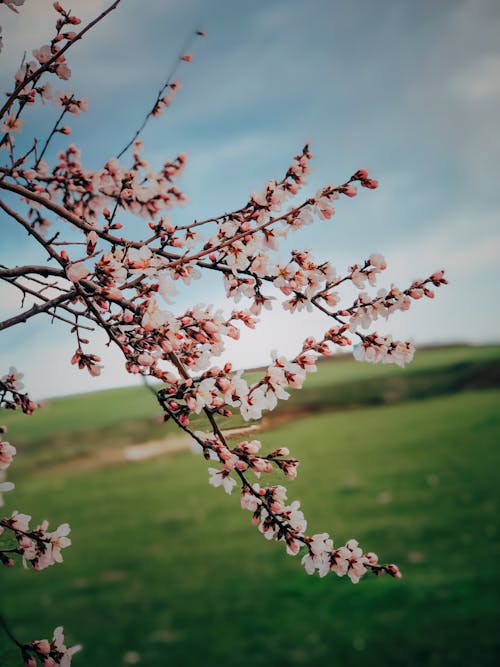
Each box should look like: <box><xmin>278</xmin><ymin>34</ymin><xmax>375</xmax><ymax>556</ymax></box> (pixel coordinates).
<box><xmin>0</xmin><ymin>1</ymin><xmax>499</xmax><ymax>665</ymax></box>
<box><xmin>1</xmin><ymin>346</ymin><xmax>499</xmax><ymax>666</ymax></box>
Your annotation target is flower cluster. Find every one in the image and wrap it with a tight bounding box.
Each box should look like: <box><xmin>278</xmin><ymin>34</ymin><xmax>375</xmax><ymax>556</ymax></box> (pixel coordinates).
<box><xmin>151</xmin><ymin>80</ymin><xmax>181</xmax><ymax>118</ymax></box>
<box><xmin>1</xmin><ymin>367</ymin><xmax>38</xmax><ymax>414</ymax></box>
<box><xmin>353</xmin><ymin>334</ymin><xmax>415</xmax><ymax>367</ymax></box>
<box><xmin>0</xmin><ymin>385</ymin><xmax>71</xmax><ymax>663</ymax></box>
<box><xmin>301</xmin><ymin>534</ymin><xmax>401</xmax><ymax>583</ymax></box>
<box><xmin>0</xmin><ymin>426</ymin><xmax>16</xmax><ymax>507</ymax></box>
<box><xmin>0</xmin><ymin>510</ymin><xmax>71</xmax><ymax>570</ymax></box>
<box><xmin>22</xmin><ymin>626</ymin><xmax>81</xmax><ymax>667</ymax></box>
<box><xmin>0</xmin><ymin>412</ymin><xmax>71</xmax><ymax>571</ymax></box>
<box><xmin>0</xmin><ymin>432</ymin><xmax>16</xmax><ymax>471</ymax></box>
<box><xmin>194</xmin><ymin>430</ymin><xmax>401</xmax><ymax>584</ymax></box>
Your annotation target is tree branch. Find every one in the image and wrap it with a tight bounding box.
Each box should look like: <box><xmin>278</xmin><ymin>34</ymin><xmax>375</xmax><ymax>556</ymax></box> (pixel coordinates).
<box><xmin>0</xmin><ymin>265</ymin><xmax>65</xmax><ymax>279</ymax></box>
<box><xmin>0</xmin><ymin>288</ymin><xmax>78</xmax><ymax>332</ymax></box>
<box><xmin>116</xmin><ymin>28</ymin><xmax>201</xmax><ymax>159</ymax></box>
<box><xmin>0</xmin><ymin>1</ymin><xmax>122</xmax><ymax>119</ymax></box>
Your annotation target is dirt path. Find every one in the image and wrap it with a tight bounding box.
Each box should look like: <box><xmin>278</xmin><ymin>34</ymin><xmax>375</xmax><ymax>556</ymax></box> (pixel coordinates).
<box><xmin>49</xmin><ymin>424</ymin><xmax>262</xmax><ymax>474</ymax></box>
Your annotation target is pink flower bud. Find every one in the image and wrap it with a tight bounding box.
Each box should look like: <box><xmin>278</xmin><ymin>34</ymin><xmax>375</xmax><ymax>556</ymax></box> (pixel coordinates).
<box><xmin>353</xmin><ymin>169</ymin><xmax>368</xmax><ymax>180</ymax></box>
<box><xmin>386</xmin><ymin>564</ymin><xmax>402</xmax><ymax>578</ymax></box>
<box><xmin>33</xmin><ymin>640</ymin><xmax>50</xmax><ymax>655</ymax></box>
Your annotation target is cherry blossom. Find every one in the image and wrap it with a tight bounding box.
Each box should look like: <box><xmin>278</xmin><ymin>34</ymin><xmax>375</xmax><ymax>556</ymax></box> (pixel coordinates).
<box><xmin>0</xmin><ymin>114</ymin><xmax>25</xmax><ymax>133</ymax></box>
<box><xmin>1</xmin><ymin>506</ymin><xmax>72</xmax><ymax>571</ymax></box>
<box><xmin>208</xmin><ymin>467</ymin><xmax>237</xmax><ymax>494</ymax></box>
<box><xmin>0</xmin><ymin>436</ymin><xmax>16</xmax><ymax>470</ymax></box>
<box><xmin>66</xmin><ymin>262</ymin><xmax>89</xmax><ymax>282</ymax></box>
<box><xmin>2</xmin><ymin>367</ymin><xmax>23</xmax><ymax>391</ymax></box>
<box><xmin>23</xmin><ymin>626</ymin><xmax>81</xmax><ymax>667</ymax></box>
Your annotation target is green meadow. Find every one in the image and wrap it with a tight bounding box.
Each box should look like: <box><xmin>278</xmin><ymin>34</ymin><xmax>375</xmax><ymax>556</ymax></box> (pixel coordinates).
<box><xmin>0</xmin><ymin>345</ymin><xmax>499</xmax><ymax>666</ymax></box>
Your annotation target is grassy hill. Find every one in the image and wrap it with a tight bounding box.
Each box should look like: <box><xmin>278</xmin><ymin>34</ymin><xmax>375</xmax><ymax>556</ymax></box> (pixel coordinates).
<box><xmin>2</xmin><ymin>344</ymin><xmax>499</xmax><ymax>473</ymax></box>
<box><xmin>0</xmin><ymin>345</ymin><xmax>499</xmax><ymax>666</ymax></box>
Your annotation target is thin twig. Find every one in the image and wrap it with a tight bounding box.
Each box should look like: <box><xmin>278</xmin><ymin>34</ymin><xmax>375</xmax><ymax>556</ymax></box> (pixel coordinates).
<box><xmin>116</xmin><ymin>28</ymin><xmax>201</xmax><ymax>159</ymax></box>
<box><xmin>0</xmin><ymin>611</ymin><xmax>23</xmax><ymax>650</ymax></box>
<box><xmin>0</xmin><ymin>1</ymin><xmax>122</xmax><ymax>119</ymax></box>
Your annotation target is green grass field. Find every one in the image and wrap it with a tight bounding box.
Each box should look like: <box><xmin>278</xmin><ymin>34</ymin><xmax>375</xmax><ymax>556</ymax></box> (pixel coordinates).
<box><xmin>3</xmin><ymin>344</ymin><xmax>499</xmax><ymax>474</ymax></box>
<box><xmin>0</xmin><ymin>345</ymin><xmax>499</xmax><ymax>666</ymax></box>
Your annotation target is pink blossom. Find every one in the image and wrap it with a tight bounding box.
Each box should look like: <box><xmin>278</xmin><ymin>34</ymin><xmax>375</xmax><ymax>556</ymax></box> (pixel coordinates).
<box><xmin>369</xmin><ymin>252</ymin><xmax>387</xmax><ymax>270</ymax></box>
<box><xmin>0</xmin><ymin>439</ymin><xmax>16</xmax><ymax>470</ymax></box>
<box><xmin>49</xmin><ymin>523</ymin><xmax>72</xmax><ymax>563</ymax></box>
<box><xmin>158</xmin><ymin>274</ymin><xmax>177</xmax><ymax>303</ymax></box>
<box><xmin>52</xmin><ymin>626</ymin><xmax>81</xmax><ymax>666</ymax></box>
<box><xmin>141</xmin><ymin>299</ymin><xmax>170</xmax><ymax>330</ymax></box>
<box><xmin>240</xmin><ymin>486</ymin><xmax>261</xmax><ymax>512</ymax></box>
<box><xmin>345</xmin><ymin>538</ymin><xmax>367</xmax><ymax>583</ymax></box>
<box><xmin>32</xmin><ymin>44</ymin><xmax>52</xmax><ymax>64</ymax></box>
<box><xmin>32</xmin><ymin>639</ymin><xmax>51</xmax><ymax>655</ymax></box>
<box><xmin>1</xmin><ymin>366</ymin><xmax>24</xmax><ymax>391</ymax></box>
<box><xmin>208</xmin><ymin>467</ymin><xmax>236</xmax><ymax>494</ymax></box>
<box><xmin>55</xmin><ymin>61</ymin><xmax>71</xmax><ymax>80</ymax></box>
<box><xmin>10</xmin><ymin>510</ymin><xmax>31</xmax><ymax>532</ymax></box>
<box><xmin>1</xmin><ymin>115</ymin><xmax>25</xmax><ymax>134</ymax></box>
<box><xmin>66</xmin><ymin>262</ymin><xmax>89</xmax><ymax>282</ymax></box>
<box><xmin>314</xmin><ymin>196</ymin><xmax>335</xmax><ymax>220</ymax></box>
<box><xmin>127</xmin><ymin>246</ymin><xmax>161</xmax><ymax>276</ymax></box>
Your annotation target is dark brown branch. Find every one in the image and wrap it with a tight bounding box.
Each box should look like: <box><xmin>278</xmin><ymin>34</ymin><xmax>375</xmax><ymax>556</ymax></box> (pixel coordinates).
<box><xmin>0</xmin><ymin>265</ymin><xmax>64</xmax><ymax>279</ymax></box>
<box><xmin>4</xmin><ymin>274</ymin><xmax>93</xmax><ymax>330</ymax></box>
<box><xmin>0</xmin><ymin>180</ymin><xmax>168</xmax><ymax>252</ymax></box>
<box><xmin>164</xmin><ymin>199</ymin><xmax>314</xmax><ymax>270</ymax></box>
<box><xmin>34</xmin><ymin>102</ymin><xmax>71</xmax><ymax>169</ymax></box>
<box><xmin>0</xmin><ymin>197</ymin><xmax>67</xmax><ymax>267</ymax></box>
<box><xmin>0</xmin><ymin>180</ymin><xmax>96</xmax><ymax>228</ymax></box>
<box><xmin>0</xmin><ymin>288</ymin><xmax>78</xmax><ymax>332</ymax></box>
<box><xmin>0</xmin><ymin>1</ymin><xmax>122</xmax><ymax>119</ymax></box>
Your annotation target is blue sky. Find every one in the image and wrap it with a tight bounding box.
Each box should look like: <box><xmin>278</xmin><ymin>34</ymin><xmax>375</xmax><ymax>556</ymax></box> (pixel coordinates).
<box><xmin>0</xmin><ymin>0</ymin><xmax>499</xmax><ymax>398</ymax></box>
